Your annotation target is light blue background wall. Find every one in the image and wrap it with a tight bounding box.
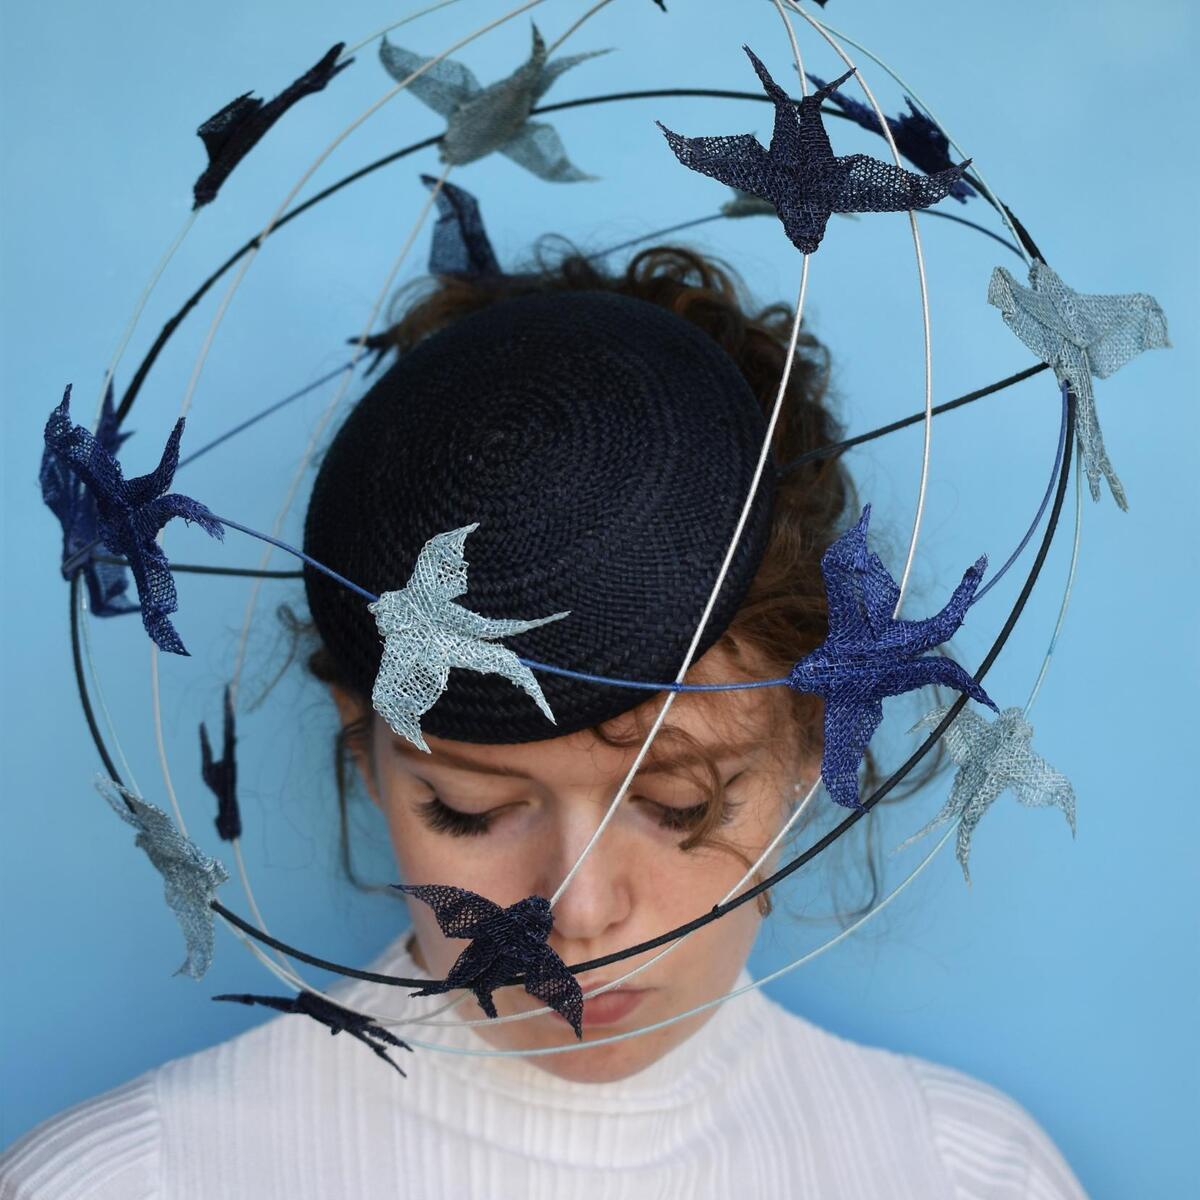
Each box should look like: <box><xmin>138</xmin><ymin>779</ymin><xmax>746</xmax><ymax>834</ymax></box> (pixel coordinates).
<box><xmin>2</xmin><ymin>2</ymin><xmax>1195</xmax><ymax>1194</ymax></box>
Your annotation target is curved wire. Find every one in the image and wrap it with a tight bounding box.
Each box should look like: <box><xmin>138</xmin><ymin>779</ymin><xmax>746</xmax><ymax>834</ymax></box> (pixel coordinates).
<box><xmin>206</xmin><ymin>390</ymin><xmax>1077</xmax><ymax>992</ymax></box>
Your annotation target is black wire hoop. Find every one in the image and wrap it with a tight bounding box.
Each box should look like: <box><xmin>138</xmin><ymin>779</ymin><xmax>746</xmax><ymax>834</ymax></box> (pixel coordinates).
<box><xmin>61</xmin><ymin>51</ymin><xmax>1066</xmax><ymax>1000</ymax></box>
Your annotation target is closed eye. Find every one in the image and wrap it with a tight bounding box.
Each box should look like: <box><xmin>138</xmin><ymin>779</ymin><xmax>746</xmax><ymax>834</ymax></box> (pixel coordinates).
<box><xmin>416</xmin><ymin>796</ymin><xmax>499</xmax><ymax>838</ymax></box>
<box><xmin>416</xmin><ymin>772</ymin><xmax>749</xmax><ymax>839</ymax></box>
<box><xmin>639</xmin><ymin>770</ymin><xmax>747</xmax><ymax>833</ymax></box>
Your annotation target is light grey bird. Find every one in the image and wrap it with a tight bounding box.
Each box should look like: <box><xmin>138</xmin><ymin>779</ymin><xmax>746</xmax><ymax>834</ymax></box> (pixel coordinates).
<box><xmin>898</xmin><ymin>704</ymin><xmax>1076</xmax><ymax>884</ymax></box>
<box><xmin>379</xmin><ymin>23</ymin><xmax>611</xmax><ymax>179</ymax></box>
<box><xmin>368</xmin><ymin>524</ymin><xmax>569</xmax><ymax>753</ymax></box>
<box><xmin>988</xmin><ymin>261</ymin><xmax>1169</xmax><ymax>511</ymax></box>
<box><xmin>96</xmin><ymin>776</ymin><xmax>229</xmax><ymax>978</ymax></box>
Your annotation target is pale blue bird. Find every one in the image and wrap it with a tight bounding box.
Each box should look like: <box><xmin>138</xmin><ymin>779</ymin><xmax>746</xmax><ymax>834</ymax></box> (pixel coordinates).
<box><xmin>898</xmin><ymin>704</ymin><xmax>1076</xmax><ymax>883</ymax></box>
<box><xmin>96</xmin><ymin>776</ymin><xmax>229</xmax><ymax>978</ymax></box>
<box><xmin>987</xmin><ymin>261</ymin><xmax>1169</xmax><ymax>511</ymax></box>
<box><xmin>379</xmin><ymin>23</ymin><xmax>611</xmax><ymax>179</ymax></box>
<box><xmin>368</xmin><ymin>524</ymin><xmax>569</xmax><ymax>753</ymax></box>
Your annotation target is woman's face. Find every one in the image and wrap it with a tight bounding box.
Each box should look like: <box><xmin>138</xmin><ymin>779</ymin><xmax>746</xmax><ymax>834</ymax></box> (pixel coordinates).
<box><xmin>335</xmin><ymin>642</ymin><xmax>811</xmax><ymax>1083</ymax></box>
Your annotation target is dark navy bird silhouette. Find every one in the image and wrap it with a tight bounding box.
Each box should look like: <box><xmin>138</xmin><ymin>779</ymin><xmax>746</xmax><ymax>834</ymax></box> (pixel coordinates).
<box><xmin>806</xmin><ymin>72</ymin><xmax>975</xmax><ymax>202</ymax></box>
<box><xmin>423</xmin><ymin>174</ymin><xmax>503</xmax><ymax>280</ymax></box>
<box><xmin>39</xmin><ymin>381</ymin><xmax>138</xmax><ymax>618</ymax></box>
<box><xmin>42</xmin><ymin>386</ymin><xmax>224</xmax><ymax>655</ymax></box>
<box><xmin>788</xmin><ymin>506</ymin><xmax>997</xmax><ymax>809</ymax></box>
<box><xmin>394</xmin><ymin>884</ymin><xmax>585</xmax><ymax>1038</ymax></box>
<box><xmin>657</xmin><ymin>46</ymin><xmax>971</xmax><ymax>254</ymax></box>
<box><xmin>200</xmin><ymin>685</ymin><xmax>241</xmax><ymax>842</ymax></box>
<box><xmin>192</xmin><ymin>43</ymin><xmax>352</xmax><ymax>208</ymax></box>
<box><xmin>349</xmin><ymin>177</ymin><xmax>501</xmax><ymax>374</ymax></box>
<box><xmin>214</xmin><ymin>991</ymin><xmax>414</xmax><ymax>1075</ymax></box>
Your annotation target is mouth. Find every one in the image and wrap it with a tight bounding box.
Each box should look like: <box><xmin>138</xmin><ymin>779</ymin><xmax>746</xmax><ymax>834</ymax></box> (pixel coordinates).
<box><xmin>555</xmin><ymin>983</ymin><xmax>651</xmax><ymax>1030</ymax></box>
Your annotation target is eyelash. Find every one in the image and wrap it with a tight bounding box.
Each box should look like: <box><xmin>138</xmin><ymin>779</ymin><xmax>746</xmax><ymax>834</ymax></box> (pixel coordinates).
<box><xmin>416</xmin><ymin>796</ymin><xmax>497</xmax><ymax>838</ymax></box>
<box><xmin>416</xmin><ymin>773</ymin><xmax>747</xmax><ymax>840</ymax></box>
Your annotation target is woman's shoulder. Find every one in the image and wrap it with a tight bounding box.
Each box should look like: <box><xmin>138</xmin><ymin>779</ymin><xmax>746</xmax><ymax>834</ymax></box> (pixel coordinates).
<box><xmin>751</xmin><ymin>994</ymin><xmax>1087</xmax><ymax>1198</ymax></box>
<box><xmin>902</xmin><ymin>1055</ymin><xmax>1087</xmax><ymax>1198</ymax></box>
<box><xmin>0</xmin><ymin>1072</ymin><xmax>161</xmax><ymax>1200</ymax></box>
<box><xmin>0</xmin><ymin>995</ymin><xmax>383</xmax><ymax>1200</ymax></box>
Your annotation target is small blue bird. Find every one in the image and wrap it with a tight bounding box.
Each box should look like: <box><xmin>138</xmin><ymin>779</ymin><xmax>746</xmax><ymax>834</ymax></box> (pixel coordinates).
<box><xmin>42</xmin><ymin>386</ymin><xmax>224</xmax><ymax>654</ymax></box>
<box><xmin>788</xmin><ymin>505</ymin><xmax>997</xmax><ymax>809</ymax></box>
<box><xmin>39</xmin><ymin>382</ymin><xmax>138</xmax><ymax>618</ymax></box>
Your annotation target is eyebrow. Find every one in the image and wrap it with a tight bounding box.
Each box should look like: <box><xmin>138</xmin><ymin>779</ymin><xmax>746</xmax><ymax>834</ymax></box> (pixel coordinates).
<box><xmin>394</xmin><ymin>738</ymin><xmax>756</xmax><ymax>779</ymax></box>
<box><xmin>390</xmin><ymin>741</ymin><xmax>532</xmax><ymax>778</ymax></box>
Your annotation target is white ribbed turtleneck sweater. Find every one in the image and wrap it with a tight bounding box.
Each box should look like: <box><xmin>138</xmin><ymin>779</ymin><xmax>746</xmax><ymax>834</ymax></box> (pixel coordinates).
<box><xmin>1</xmin><ymin>933</ymin><xmax>1085</xmax><ymax>1199</ymax></box>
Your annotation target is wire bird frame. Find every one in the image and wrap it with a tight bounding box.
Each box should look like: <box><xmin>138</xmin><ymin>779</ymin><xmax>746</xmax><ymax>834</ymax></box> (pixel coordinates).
<box><xmin>58</xmin><ymin>0</ymin><xmax>1087</xmax><ymax>1059</ymax></box>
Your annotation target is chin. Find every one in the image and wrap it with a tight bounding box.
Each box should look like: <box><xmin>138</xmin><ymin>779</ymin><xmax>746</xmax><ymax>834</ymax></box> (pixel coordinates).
<box><xmin>531</xmin><ymin>1039</ymin><xmax>666</xmax><ymax>1084</ymax></box>
<box><xmin>494</xmin><ymin>1000</ymin><xmax>713</xmax><ymax>1084</ymax></box>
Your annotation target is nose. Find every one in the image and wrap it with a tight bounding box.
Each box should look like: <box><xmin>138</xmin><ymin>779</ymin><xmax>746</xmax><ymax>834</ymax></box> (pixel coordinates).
<box><xmin>535</xmin><ymin>810</ymin><xmax>634</xmax><ymax>951</ymax></box>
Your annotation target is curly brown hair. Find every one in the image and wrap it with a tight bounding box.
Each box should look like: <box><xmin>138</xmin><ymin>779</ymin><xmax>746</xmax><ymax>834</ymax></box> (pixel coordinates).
<box><xmin>299</xmin><ymin>236</ymin><xmax>938</xmax><ymax>921</ymax></box>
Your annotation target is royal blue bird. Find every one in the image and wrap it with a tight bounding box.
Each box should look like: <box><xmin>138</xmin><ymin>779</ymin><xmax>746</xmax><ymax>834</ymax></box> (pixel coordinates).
<box><xmin>788</xmin><ymin>506</ymin><xmax>997</xmax><ymax>809</ymax></box>
<box><xmin>394</xmin><ymin>884</ymin><xmax>585</xmax><ymax>1038</ymax></box>
<box><xmin>39</xmin><ymin>382</ymin><xmax>138</xmax><ymax>618</ymax></box>
<box><xmin>658</xmin><ymin>46</ymin><xmax>971</xmax><ymax>254</ymax></box>
<box><xmin>42</xmin><ymin>386</ymin><xmax>224</xmax><ymax>655</ymax></box>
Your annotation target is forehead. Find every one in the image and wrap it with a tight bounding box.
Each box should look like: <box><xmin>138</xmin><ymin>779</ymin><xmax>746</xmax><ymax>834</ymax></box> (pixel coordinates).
<box><xmin>399</xmin><ymin>644</ymin><xmax>775</xmax><ymax>783</ymax></box>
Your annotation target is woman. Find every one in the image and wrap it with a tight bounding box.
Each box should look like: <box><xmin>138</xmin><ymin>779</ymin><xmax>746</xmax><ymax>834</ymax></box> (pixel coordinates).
<box><xmin>0</xmin><ymin>246</ymin><xmax>1086</xmax><ymax>1197</ymax></box>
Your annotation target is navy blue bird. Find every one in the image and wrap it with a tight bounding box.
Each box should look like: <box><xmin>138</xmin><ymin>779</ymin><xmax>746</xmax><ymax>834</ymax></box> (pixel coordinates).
<box><xmin>423</xmin><ymin>174</ymin><xmax>503</xmax><ymax>280</ymax></box>
<box><xmin>657</xmin><ymin>46</ymin><xmax>971</xmax><ymax>254</ymax></box>
<box><xmin>355</xmin><ymin>177</ymin><xmax>503</xmax><ymax>375</ymax></box>
<box><xmin>42</xmin><ymin>386</ymin><xmax>224</xmax><ymax>655</ymax></box>
<box><xmin>192</xmin><ymin>43</ymin><xmax>352</xmax><ymax>209</ymax></box>
<box><xmin>394</xmin><ymin>884</ymin><xmax>585</xmax><ymax>1038</ymax></box>
<box><xmin>806</xmin><ymin>72</ymin><xmax>975</xmax><ymax>202</ymax></box>
<box><xmin>214</xmin><ymin>991</ymin><xmax>414</xmax><ymax>1075</ymax></box>
<box><xmin>200</xmin><ymin>685</ymin><xmax>241</xmax><ymax>842</ymax></box>
<box><xmin>788</xmin><ymin>505</ymin><xmax>997</xmax><ymax>809</ymax></box>
<box><xmin>39</xmin><ymin>382</ymin><xmax>138</xmax><ymax>618</ymax></box>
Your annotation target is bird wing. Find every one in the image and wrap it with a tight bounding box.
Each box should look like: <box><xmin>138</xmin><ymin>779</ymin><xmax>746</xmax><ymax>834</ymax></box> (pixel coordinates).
<box><xmin>876</xmin><ymin>652</ymin><xmax>995</xmax><ymax>713</ymax></box>
<box><xmin>445</xmin><ymin>631</ymin><xmax>558</xmax><ymax>726</ymax></box>
<box><xmin>820</xmin><ymin>693</ymin><xmax>883</xmax><ymax>809</ymax></box>
<box><xmin>1081</xmin><ymin>291</ymin><xmax>1170</xmax><ymax>380</ymax></box>
<box><xmin>657</xmin><ymin>122</ymin><xmax>774</xmax><ymax>200</ymax></box>
<box><xmin>523</xmin><ymin>943</ymin><xmax>584</xmax><ymax>1038</ymax></box>
<box><xmin>498</xmin><ymin>121</ymin><xmax>596</xmax><ymax>183</ymax></box>
<box><xmin>1011</xmin><ymin>755</ymin><xmax>1077</xmax><ymax>829</ymax></box>
<box><xmin>532</xmin><ymin>47</ymin><xmax>612</xmax><ymax>104</ymax></box>
<box><xmin>859</xmin><ymin>546</ymin><xmax>903</xmax><ymax>639</ymax></box>
<box><xmin>370</xmin><ymin>623</ymin><xmax>445</xmax><ymax>751</ymax></box>
<box><xmin>424</xmin><ymin>176</ymin><xmax>502</xmax><ymax>277</ymax></box>
<box><xmin>379</xmin><ymin>37</ymin><xmax>480</xmax><ymax>117</ymax></box>
<box><xmin>988</xmin><ymin>266</ymin><xmax>1073</xmax><ymax>366</ymax></box>
<box><xmin>817</xmin><ymin>506</ymin><xmax>873</xmax><ymax>643</ymax></box>
<box><xmin>394</xmin><ymin>883</ymin><xmax>505</xmax><ymax>939</ymax></box>
<box><xmin>139</xmin><ymin>493</ymin><xmax>225</xmax><ymax>541</ymax></box>
<box><xmin>213</xmin><ymin>992</ymin><xmax>298</xmax><ymax>1016</ymax></box>
<box><xmin>119</xmin><ymin>535</ymin><xmax>186</xmax><ymax>655</ymax></box>
<box><xmin>122</xmin><ymin>419</ymin><xmax>186</xmax><ymax>508</ymax></box>
<box><xmin>829</xmin><ymin>153</ymin><xmax>969</xmax><ymax>215</ymax></box>
<box><xmin>885</xmin><ymin>555</ymin><xmax>986</xmax><ymax>657</ymax></box>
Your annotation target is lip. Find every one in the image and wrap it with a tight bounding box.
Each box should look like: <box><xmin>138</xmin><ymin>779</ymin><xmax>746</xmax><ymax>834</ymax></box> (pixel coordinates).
<box><xmin>571</xmin><ymin>986</ymin><xmax>650</xmax><ymax>1029</ymax></box>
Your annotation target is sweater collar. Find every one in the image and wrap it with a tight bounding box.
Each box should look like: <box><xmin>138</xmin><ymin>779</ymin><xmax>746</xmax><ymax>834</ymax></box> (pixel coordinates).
<box><xmin>341</xmin><ymin>931</ymin><xmax>771</xmax><ymax>1115</ymax></box>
